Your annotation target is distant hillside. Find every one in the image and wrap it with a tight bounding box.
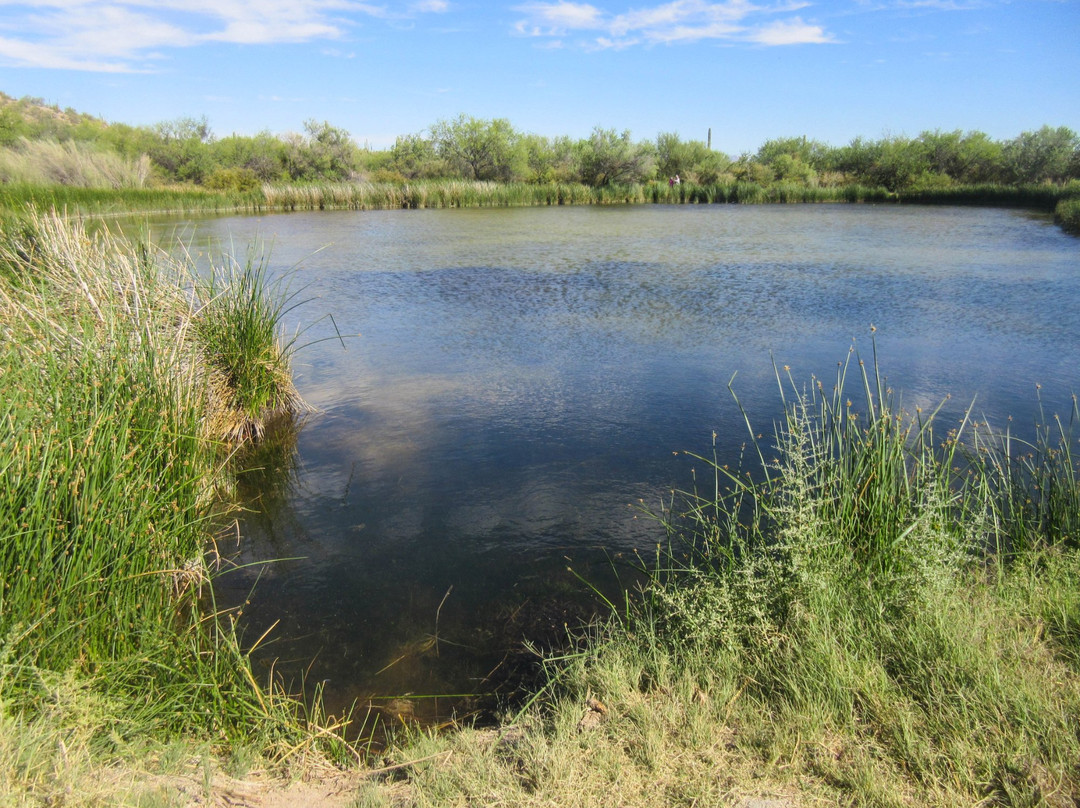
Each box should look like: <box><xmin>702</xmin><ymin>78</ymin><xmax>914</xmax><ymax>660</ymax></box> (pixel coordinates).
<box><xmin>0</xmin><ymin>91</ymin><xmax>112</xmax><ymax>145</ymax></box>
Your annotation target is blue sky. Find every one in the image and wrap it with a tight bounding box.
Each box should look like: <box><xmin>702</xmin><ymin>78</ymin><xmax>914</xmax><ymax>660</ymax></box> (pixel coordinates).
<box><xmin>0</xmin><ymin>0</ymin><xmax>1076</xmax><ymax>155</ymax></box>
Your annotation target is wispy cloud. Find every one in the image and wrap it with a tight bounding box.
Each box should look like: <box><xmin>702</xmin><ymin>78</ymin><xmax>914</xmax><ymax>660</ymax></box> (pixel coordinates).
<box><xmin>895</xmin><ymin>0</ymin><xmax>986</xmax><ymax>9</ymax></box>
<box><xmin>512</xmin><ymin>0</ymin><xmax>837</xmax><ymax>48</ymax></box>
<box><xmin>410</xmin><ymin>0</ymin><xmax>450</xmax><ymax>11</ymax></box>
<box><xmin>0</xmin><ymin>0</ymin><xmax>444</xmax><ymax>71</ymax></box>
<box><xmin>748</xmin><ymin>17</ymin><xmax>833</xmax><ymax>44</ymax></box>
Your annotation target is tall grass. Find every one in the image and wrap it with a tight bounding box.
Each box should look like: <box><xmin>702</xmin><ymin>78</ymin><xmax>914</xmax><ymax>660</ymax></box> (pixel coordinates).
<box><xmin>1055</xmin><ymin>194</ymin><xmax>1080</xmax><ymax>234</ymax></box>
<box><xmin>259</xmin><ymin>179</ymin><xmax>604</xmax><ymax>210</ymax></box>
<box><xmin>621</xmin><ymin>349</ymin><xmax>1080</xmax><ymax>802</ymax></box>
<box><xmin>0</xmin><ymin>181</ymin><xmax>262</xmax><ymax>216</ymax></box>
<box><xmin>0</xmin><ymin>137</ymin><xmax>151</xmax><ymax>188</ymax></box>
<box><xmin>189</xmin><ymin>249</ymin><xmax>309</xmax><ymax>442</ymax></box>
<box><xmin>0</xmin><ymin>210</ymin><xmax>343</xmax><ymax>798</ymax></box>
<box><xmin>898</xmin><ymin>183</ymin><xmax>1072</xmax><ymax>210</ymax></box>
<box><xmin>3</xmin><ymin>180</ymin><xmax>1075</xmax><ymax>237</ymax></box>
<box><xmin>250</xmin><ymin>179</ymin><xmax>897</xmax><ymax>211</ymax></box>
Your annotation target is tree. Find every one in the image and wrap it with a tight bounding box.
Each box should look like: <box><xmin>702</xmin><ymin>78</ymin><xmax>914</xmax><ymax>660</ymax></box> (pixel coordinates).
<box><xmin>868</xmin><ymin>136</ymin><xmax>930</xmax><ymax>191</ymax></box>
<box><xmin>148</xmin><ymin>115</ymin><xmax>216</xmax><ymax>183</ymax></box>
<box><xmin>0</xmin><ymin>105</ymin><xmax>26</xmax><ymax>147</ymax></box>
<box><xmin>211</xmin><ymin>132</ymin><xmax>287</xmax><ymax>182</ymax></box>
<box><xmin>752</xmin><ymin>136</ymin><xmax>833</xmax><ymax>184</ymax></box>
<box><xmin>385</xmin><ymin>134</ymin><xmax>447</xmax><ymax>180</ymax></box>
<box><xmin>575</xmin><ymin>128</ymin><xmax>654</xmax><ymax>186</ymax></box>
<box><xmin>656</xmin><ymin>132</ymin><xmax>730</xmax><ymax>183</ymax></box>
<box><xmin>914</xmin><ymin>129</ymin><xmax>1005</xmax><ymax>184</ymax></box>
<box><xmin>831</xmin><ymin>136</ymin><xmax>879</xmax><ymax>181</ymax></box>
<box><xmin>731</xmin><ymin>156</ymin><xmax>774</xmax><ymax>185</ymax></box>
<box><xmin>1003</xmin><ymin>126</ymin><xmax>1079</xmax><ymax>184</ymax></box>
<box><xmin>280</xmin><ymin>120</ymin><xmax>358</xmax><ymax>181</ymax></box>
<box><xmin>952</xmin><ymin>131</ymin><xmax>1005</xmax><ymax>184</ymax></box>
<box><xmin>520</xmin><ymin>133</ymin><xmax>577</xmax><ymax>183</ymax></box>
<box><xmin>303</xmin><ymin>119</ymin><xmax>357</xmax><ymax>180</ymax></box>
<box><xmin>755</xmin><ymin>136</ymin><xmax>829</xmax><ymax>168</ymax></box>
<box><xmin>153</xmin><ymin>115</ymin><xmax>212</xmax><ymax>144</ymax></box>
<box><xmin>430</xmin><ymin>115</ymin><xmax>525</xmax><ymax>181</ymax></box>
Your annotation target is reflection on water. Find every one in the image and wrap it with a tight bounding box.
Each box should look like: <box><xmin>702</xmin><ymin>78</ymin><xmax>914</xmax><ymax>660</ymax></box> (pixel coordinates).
<box><xmin>146</xmin><ymin>204</ymin><xmax>1079</xmax><ymax>724</ymax></box>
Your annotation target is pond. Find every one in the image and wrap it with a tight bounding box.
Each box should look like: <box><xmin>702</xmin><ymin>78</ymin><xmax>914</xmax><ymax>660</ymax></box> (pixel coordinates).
<box><xmin>144</xmin><ymin>203</ymin><xmax>1079</xmax><ymax>727</ymax></box>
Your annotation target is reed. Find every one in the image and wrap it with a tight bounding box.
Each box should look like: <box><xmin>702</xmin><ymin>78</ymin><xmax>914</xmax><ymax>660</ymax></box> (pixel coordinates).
<box><xmin>189</xmin><ymin>248</ymin><xmax>308</xmax><ymax>442</ymax></box>
<box><xmin>0</xmin><ymin>181</ymin><xmax>262</xmax><ymax>215</ymax></box>
<box><xmin>259</xmin><ymin>179</ymin><xmax>605</xmax><ymax>210</ymax></box>
<box><xmin>897</xmin><ymin>183</ymin><xmax>1069</xmax><ymax>210</ymax></box>
<box><xmin>0</xmin><ymin>211</ymin><xmax>327</xmax><ymax>754</ymax></box>
<box><xmin>2</xmin><ymin>180</ymin><xmax>1073</xmax><ymax>235</ymax></box>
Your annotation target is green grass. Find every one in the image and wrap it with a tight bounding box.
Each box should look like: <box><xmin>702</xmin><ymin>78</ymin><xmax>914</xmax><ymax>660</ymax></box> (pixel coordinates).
<box><xmin>1055</xmin><ymin>193</ymin><xmax>1080</xmax><ymax>234</ymax></box>
<box><xmin>608</xmin><ymin>350</ymin><xmax>1080</xmax><ymax>804</ymax></box>
<box><xmin>0</xmin><ymin>181</ymin><xmax>262</xmax><ymax>215</ymax></box>
<box><xmin>1</xmin><ymin>196</ymin><xmax>1077</xmax><ymax>804</ymax></box>
<box><xmin>0</xmin><ymin>210</ymin><xmax>351</xmax><ymax>805</ymax></box>
<box><xmin>189</xmin><ymin>248</ymin><xmax>309</xmax><ymax>442</ymax></box>
<box><xmin>898</xmin><ymin>182</ymin><xmax>1076</xmax><ymax>211</ymax></box>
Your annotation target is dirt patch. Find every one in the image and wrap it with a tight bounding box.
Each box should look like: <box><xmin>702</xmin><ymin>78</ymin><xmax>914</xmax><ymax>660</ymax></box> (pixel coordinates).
<box><xmin>133</xmin><ymin>770</ymin><xmax>373</xmax><ymax>808</ymax></box>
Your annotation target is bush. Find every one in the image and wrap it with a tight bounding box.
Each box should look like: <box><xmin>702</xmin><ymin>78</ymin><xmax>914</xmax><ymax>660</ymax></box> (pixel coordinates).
<box><xmin>205</xmin><ymin>166</ymin><xmax>261</xmax><ymax>193</ymax></box>
<box><xmin>1055</xmin><ymin>194</ymin><xmax>1080</xmax><ymax>234</ymax></box>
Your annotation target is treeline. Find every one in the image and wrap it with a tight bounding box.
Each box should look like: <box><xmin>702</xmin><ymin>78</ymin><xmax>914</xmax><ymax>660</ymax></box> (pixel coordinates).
<box><xmin>2</xmin><ymin>92</ymin><xmax>1079</xmax><ymax>194</ymax></box>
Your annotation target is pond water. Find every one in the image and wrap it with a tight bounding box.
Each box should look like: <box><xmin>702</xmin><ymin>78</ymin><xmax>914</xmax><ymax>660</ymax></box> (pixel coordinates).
<box><xmin>145</xmin><ymin>204</ymin><xmax>1078</xmax><ymax>727</ymax></box>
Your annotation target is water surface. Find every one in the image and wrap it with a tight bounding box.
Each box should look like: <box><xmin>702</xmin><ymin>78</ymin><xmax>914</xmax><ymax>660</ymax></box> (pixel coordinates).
<box><xmin>148</xmin><ymin>204</ymin><xmax>1079</xmax><ymax>723</ymax></box>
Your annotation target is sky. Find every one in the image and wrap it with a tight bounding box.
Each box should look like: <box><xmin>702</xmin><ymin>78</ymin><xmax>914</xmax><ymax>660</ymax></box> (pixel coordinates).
<box><xmin>0</xmin><ymin>0</ymin><xmax>1077</xmax><ymax>155</ymax></box>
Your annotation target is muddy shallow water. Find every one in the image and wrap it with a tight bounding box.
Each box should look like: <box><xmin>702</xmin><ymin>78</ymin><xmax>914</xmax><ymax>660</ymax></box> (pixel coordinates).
<box><xmin>145</xmin><ymin>203</ymin><xmax>1079</xmax><ymax>726</ymax></box>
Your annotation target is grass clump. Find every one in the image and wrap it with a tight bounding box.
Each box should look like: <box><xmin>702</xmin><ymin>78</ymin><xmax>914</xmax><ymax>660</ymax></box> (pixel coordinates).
<box><xmin>624</xmin><ymin>348</ymin><xmax>1080</xmax><ymax>804</ymax></box>
<box><xmin>0</xmin><ymin>210</ymin><xmax>345</xmax><ymax>805</ymax></box>
<box><xmin>1054</xmin><ymin>192</ymin><xmax>1080</xmax><ymax>234</ymax></box>
<box><xmin>189</xmin><ymin>248</ymin><xmax>309</xmax><ymax>442</ymax></box>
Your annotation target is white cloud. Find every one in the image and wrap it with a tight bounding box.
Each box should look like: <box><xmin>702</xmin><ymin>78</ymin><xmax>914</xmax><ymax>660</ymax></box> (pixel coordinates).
<box><xmin>0</xmin><ymin>34</ymin><xmax>137</xmax><ymax>71</ymax></box>
<box><xmin>748</xmin><ymin>17</ymin><xmax>835</xmax><ymax>44</ymax></box>
<box><xmin>896</xmin><ymin>0</ymin><xmax>985</xmax><ymax>9</ymax></box>
<box><xmin>0</xmin><ymin>0</ymin><xmax>444</xmax><ymax>71</ymax></box>
<box><xmin>513</xmin><ymin>0</ymin><xmax>835</xmax><ymax>48</ymax></box>
<box><xmin>514</xmin><ymin>1</ymin><xmax>606</xmax><ymax>32</ymax></box>
<box><xmin>410</xmin><ymin>0</ymin><xmax>450</xmax><ymax>11</ymax></box>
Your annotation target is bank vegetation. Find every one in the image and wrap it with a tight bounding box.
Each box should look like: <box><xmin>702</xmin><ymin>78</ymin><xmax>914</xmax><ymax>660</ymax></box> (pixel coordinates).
<box><xmin>0</xmin><ymin>210</ymin><xmax>359</xmax><ymax>805</ymax></box>
<box><xmin>2</xmin><ymin>92</ymin><xmax>1079</xmax><ymax>232</ymax></box>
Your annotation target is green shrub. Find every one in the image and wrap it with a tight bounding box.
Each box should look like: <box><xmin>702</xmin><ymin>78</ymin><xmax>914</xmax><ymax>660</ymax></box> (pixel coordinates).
<box><xmin>204</xmin><ymin>166</ymin><xmax>260</xmax><ymax>193</ymax></box>
<box><xmin>1055</xmin><ymin>195</ymin><xmax>1080</xmax><ymax>234</ymax></box>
